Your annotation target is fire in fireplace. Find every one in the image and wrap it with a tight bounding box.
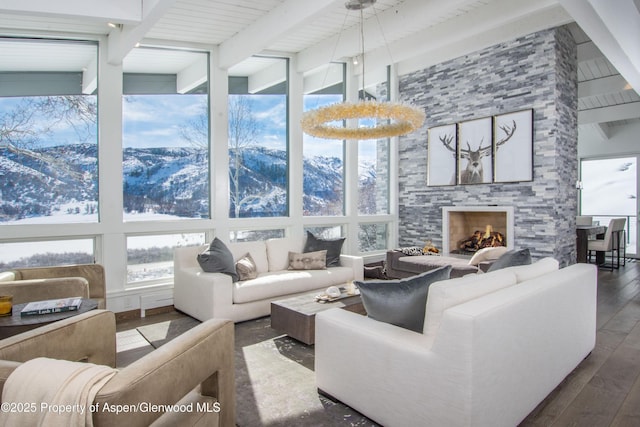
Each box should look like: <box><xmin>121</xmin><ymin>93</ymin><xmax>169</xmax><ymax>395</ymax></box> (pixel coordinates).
<box><xmin>457</xmin><ymin>224</ymin><xmax>506</xmax><ymax>253</ymax></box>
<box><xmin>442</xmin><ymin>206</ymin><xmax>514</xmax><ymax>255</ymax></box>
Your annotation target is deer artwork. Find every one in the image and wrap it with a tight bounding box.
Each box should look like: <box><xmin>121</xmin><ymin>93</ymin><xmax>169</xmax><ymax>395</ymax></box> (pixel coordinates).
<box><xmin>439</xmin><ymin>120</ymin><xmax>517</xmax><ymax>184</ymax></box>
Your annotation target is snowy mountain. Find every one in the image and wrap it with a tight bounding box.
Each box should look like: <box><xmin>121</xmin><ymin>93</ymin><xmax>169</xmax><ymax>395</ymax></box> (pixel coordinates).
<box><xmin>0</xmin><ymin>144</ymin><xmax>374</xmax><ymax>222</ymax></box>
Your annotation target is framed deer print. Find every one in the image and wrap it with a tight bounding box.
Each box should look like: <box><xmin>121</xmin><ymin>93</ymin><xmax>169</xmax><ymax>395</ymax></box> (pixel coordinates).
<box><xmin>493</xmin><ymin>109</ymin><xmax>533</xmax><ymax>183</ymax></box>
<box><xmin>456</xmin><ymin>117</ymin><xmax>492</xmax><ymax>185</ymax></box>
<box><xmin>427</xmin><ymin>124</ymin><xmax>457</xmax><ymax>186</ymax></box>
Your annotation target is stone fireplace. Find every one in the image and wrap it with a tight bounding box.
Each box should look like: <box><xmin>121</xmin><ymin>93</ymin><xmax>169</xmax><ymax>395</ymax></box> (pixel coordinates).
<box><xmin>442</xmin><ymin>206</ymin><xmax>515</xmax><ymax>255</ymax></box>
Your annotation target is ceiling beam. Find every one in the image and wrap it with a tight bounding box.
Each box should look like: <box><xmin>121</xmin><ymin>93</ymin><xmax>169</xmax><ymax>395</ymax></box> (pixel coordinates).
<box><xmin>0</xmin><ymin>0</ymin><xmax>142</xmax><ymax>24</ymax></box>
<box><xmin>107</xmin><ymin>0</ymin><xmax>177</xmax><ymax>65</ymax></box>
<box><xmin>578</xmin><ymin>102</ymin><xmax>640</xmax><ymax>125</ymax></box>
<box><xmin>579</xmin><ymin>74</ymin><xmax>632</xmax><ymax>98</ymax></box>
<box><xmin>594</xmin><ymin>122</ymin><xmax>611</xmax><ymax>139</ymax></box>
<box><xmin>296</xmin><ymin>0</ymin><xmax>477</xmax><ymax>73</ymax></box>
<box><xmin>303</xmin><ymin>64</ymin><xmax>344</xmax><ymax>95</ymax></box>
<box><xmin>82</xmin><ymin>56</ymin><xmax>98</xmax><ymax>95</ymax></box>
<box><xmin>559</xmin><ymin>0</ymin><xmax>640</xmax><ymax>95</ymax></box>
<box><xmin>577</xmin><ymin>41</ymin><xmax>604</xmax><ymax>63</ymax></box>
<box><xmin>176</xmin><ymin>55</ymin><xmax>208</xmax><ymax>94</ymax></box>
<box><xmin>395</xmin><ymin>1</ymin><xmax>571</xmax><ymax>77</ymax></box>
<box><xmin>218</xmin><ymin>0</ymin><xmax>340</xmax><ymax>70</ymax></box>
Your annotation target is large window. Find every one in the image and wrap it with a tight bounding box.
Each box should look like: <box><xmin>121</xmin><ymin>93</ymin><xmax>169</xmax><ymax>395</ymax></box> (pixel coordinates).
<box><xmin>358</xmin><ymin>69</ymin><xmax>390</xmax><ymax>215</ymax></box>
<box><xmin>228</xmin><ymin>56</ymin><xmax>289</xmax><ymax>218</ymax></box>
<box><xmin>0</xmin><ymin>38</ymin><xmax>98</xmax><ymax>224</ymax></box>
<box><xmin>127</xmin><ymin>233</ymin><xmax>205</xmax><ymax>284</ymax></box>
<box><xmin>303</xmin><ymin>63</ymin><xmax>345</xmax><ymax>216</ymax></box>
<box><xmin>580</xmin><ymin>156</ymin><xmax>637</xmax><ymax>256</ymax></box>
<box><xmin>358</xmin><ymin>223</ymin><xmax>388</xmax><ymax>252</ymax></box>
<box><xmin>0</xmin><ymin>238</ymin><xmax>94</xmax><ymax>269</ymax></box>
<box><xmin>229</xmin><ymin>229</ymin><xmax>284</xmax><ymax>243</ymax></box>
<box><xmin>122</xmin><ymin>47</ymin><xmax>210</xmax><ymax>221</ymax></box>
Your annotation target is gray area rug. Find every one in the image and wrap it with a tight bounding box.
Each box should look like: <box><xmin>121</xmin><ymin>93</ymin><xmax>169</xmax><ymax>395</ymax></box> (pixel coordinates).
<box><xmin>137</xmin><ymin>316</ymin><xmax>201</xmax><ymax>348</ymax></box>
<box><xmin>138</xmin><ymin>315</ymin><xmax>378</xmax><ymax>426</ymax></box>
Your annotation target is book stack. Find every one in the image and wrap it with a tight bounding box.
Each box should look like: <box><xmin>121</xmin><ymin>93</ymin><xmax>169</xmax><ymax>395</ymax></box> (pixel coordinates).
<box><xmin>20</xmin><ymin>297</ymin><xmax>83</xmax><ymax>316</ymax></box>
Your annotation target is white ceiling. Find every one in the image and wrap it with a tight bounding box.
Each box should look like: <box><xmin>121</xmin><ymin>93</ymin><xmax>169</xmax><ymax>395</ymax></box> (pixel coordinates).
<box><xmin>0</xmin><ymin>0</ymin><xmax>638</xmax><ymax>137</ymax></box>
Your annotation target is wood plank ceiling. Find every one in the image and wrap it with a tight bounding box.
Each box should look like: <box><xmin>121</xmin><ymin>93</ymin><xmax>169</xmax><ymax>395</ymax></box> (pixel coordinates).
<box><xmin>0</xmin><ymin>0</ymin><xmax>638</xmax><ymax>137</ymax></box>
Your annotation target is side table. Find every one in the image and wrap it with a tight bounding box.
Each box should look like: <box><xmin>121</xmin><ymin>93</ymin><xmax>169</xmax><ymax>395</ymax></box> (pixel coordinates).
<box><xmin>0</xmin><ymin>298</ymin><xmax>99</xmax><ymax>339</ymax></box>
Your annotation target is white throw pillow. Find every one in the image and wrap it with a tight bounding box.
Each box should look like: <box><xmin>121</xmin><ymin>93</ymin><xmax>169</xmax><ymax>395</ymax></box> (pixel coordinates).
<box><xmin>422</xmin><ymin>269</ymin><xmax>518</xmax><ymax>348</ymax></box>
<box><xmin>266</xmin><ymin>237</ymin><xmax>303</xmax><ymax>271</ymax></box>
<box><xmin>501</xmin><ymin>257</ymin><xmax>559</xmax><ymax>282</ymax></box>
<box><xmin>228</xmin><ymin>241</ymin><xmax>269</xmax><ymax>274</ymax></box>
<box><xmin>468</xmin><ymin>246</ymin><xmax>509</xmax><ymax>266</ymax></box>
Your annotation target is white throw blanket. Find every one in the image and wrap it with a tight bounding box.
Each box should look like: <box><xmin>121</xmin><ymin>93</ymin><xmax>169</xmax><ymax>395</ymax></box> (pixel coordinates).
<box><xmin>0</xmin><ymin>357</ymin><xmax>116</xmax><ymax>427</ymax></box>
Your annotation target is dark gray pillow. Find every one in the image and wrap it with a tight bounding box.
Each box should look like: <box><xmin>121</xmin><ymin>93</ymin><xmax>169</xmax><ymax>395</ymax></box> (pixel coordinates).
<box><xmin>355</xmin><ymin>265</ymin><xmax>452</xmax><ymax>333</ymax></box>
<box><xmin>303</xmin><ymin>231</ymin><xmax>345</xmax><ymax>267</ymax></box>
<box><xmin>197</xmin><ymin>238</ymin><xmax>239</xmax><ymax>282</ymax></box>
<box><xmin>487</xmin><ymin>248</ymin><xmax>532</xmax><ymax>272</ymax></box>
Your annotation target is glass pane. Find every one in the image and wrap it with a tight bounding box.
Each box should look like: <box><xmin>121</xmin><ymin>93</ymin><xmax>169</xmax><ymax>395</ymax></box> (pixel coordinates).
<box><xmin>127</xmin><ymin>233</ymin><xmax>205</xmax><ymax>284</ymax></box>
<box><xmin>228</xmin><ymin>57</ymin><xmax>288</xmax><ymax>218</ymax></box>
<box><xmin>122</xmin><ymin>48</ymin><xmax>210</xmax><ymax>221</ymax></box>
<box><xmin>0</xmin><ymin>39</ymin><xmax>98</xmax><ymax>225</ymax></box>
<box><xmin>358</xmin><ymin>70</ymin><xmax>390</xmax><ymax>215</ymax></box>
<box><xmin>229</xmin><ymin>229</ymin><xmax>285</xmax><ymax>242</ymax></box>
<box><xmin>303</xmin><ymin>63</ymin><xmax>345</xmax><ymax>216</ymax></box>
<box><xmin>304</xmin><ymin>226</ymin><xmax>344</xmax><ymax>240</ymax></box>
<box><xmin>581</xmin><ymin>157</ymin><xmax>637</xmax><ymax>255</ymax></box>
<box><xmin>0</xmin><ymin>239</ymin><xmax>94</xmax><ymax>269</ymax></box>
<box><xmin>358</xmin><ymin>223</ymin><xmax>388</xmax><ymax>252</ymax></box>
<box><xmin>358</xmin><ymin>139</ymin><xmax>389</xmax><ymax>214</ymax></box>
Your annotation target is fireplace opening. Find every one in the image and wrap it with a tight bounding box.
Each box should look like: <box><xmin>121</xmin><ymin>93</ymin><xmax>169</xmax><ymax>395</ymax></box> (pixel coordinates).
<box><xmin>455</xmin><ymin>224</ymin><xmax>506</xmax><ymax>254</ymax></box>
<box><xmin>442</xmin><ymin>207</ymin><xmax>514</xmax><ymax>255</ymax></box>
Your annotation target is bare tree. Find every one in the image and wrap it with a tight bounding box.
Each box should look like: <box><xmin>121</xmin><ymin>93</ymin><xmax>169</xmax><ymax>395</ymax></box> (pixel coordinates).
<box><xmin>179</xmin><ymin>103</ymin><xmax>208</xmax><ymax>148</ymax></box>
<box><xmin>0</xmin><ymin>95</ymin><xmax>97</xmax><ymax>180</ymax></box>
<box><xmin>228</xmin><ymin>95</ymin><xmax>261</xmax><ymax>218</ymax></box>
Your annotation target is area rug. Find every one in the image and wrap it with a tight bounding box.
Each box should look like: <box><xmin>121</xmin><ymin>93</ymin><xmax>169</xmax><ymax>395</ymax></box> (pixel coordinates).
<box><xmin>137</xmin><ymin>316</ymin><xmax>201</xmax><ymax>348</ymax></box>
<box><xmin>139</xmin><ymin>314</ymin><xmax>378</xmax><ymax>426</ymax></box>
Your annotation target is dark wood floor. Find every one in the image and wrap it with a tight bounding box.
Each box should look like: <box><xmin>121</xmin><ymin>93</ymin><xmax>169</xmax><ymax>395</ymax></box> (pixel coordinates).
<box><xmin>116</xmin><ymin>260</ymin><xmax>640</xmax><ymax>426</ymax></box>
<box><xmin>520</xmin><ymin>259</ymin><xmax>640</xmax><ymax>427</ymax></box>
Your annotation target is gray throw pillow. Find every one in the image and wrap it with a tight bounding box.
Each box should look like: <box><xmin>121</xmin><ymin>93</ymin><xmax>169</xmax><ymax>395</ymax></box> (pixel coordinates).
<box><xmin>487</xmin><ymin>248</ymin><xmax>532</xmax><ymax>272</ymax></box>
<box><xmin>303</xmin><ymin>231</ymin><xmax>345</xmax><ymax>267</ymax></box>
<box><xmin>288</xmin><ymin>250</ymin><xmax>327</xmax><ymax>270</ymax></box>
<box><xmin>196</xmin><ymin>238</ymin><xmax>239</xmax><ymax>282</ymax></box>
<box><xmin>356</xmin><ymin>265</ymin><xmax>452</xmax><ymax>333</ymax></box>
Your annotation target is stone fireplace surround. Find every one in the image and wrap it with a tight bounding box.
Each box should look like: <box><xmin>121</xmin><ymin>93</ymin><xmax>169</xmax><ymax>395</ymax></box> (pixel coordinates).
<box><xmin>396</xmin><ymin>27</ymin><xmax>578</xmax><ymax>266</ymax></box>
<box><xmin>442</xmin><ymin>206</ymin><xmax>515</xmax><ymax>255</ymax></box>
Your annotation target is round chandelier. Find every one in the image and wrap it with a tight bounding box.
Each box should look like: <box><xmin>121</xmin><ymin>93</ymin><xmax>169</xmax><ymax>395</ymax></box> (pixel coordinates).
<box><xmin>301</xmin><ymin>100</ymin><xmax>425</xmax><ymax>140</ymax></box>
<box><xmin>301</xmin><ymin>0</ymin><xmax>425</xmax><ymax>140</ymax></box>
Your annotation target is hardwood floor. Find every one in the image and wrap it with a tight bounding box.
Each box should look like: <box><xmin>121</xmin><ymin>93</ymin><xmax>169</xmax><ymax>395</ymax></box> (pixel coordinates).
<box><xmin>521</xmin><ymin>259</ymin><xmax>640</xmax><ymax>426</ymax></box>
<box><xmin>115</xmin><ymin>260</ymin><xmax>640</xmax><ymax>426</ymax></box>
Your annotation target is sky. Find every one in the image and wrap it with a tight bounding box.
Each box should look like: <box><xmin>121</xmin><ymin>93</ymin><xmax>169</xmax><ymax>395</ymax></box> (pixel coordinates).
<box><xmin>1</xmin><ymin>92</ymin><xmax>378</xmax><ymax>164</ymax></box>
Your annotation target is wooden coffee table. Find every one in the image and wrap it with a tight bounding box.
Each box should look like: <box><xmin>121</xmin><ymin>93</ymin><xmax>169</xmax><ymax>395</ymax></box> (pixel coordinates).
<box><xmin>0</xmin><ymin>298</ymin><xmax>99</xmax><ymax>339</ymax></box>
<box><xmin>271</xmin><ymin>289</ymin><xmax>365</xmax><ymax>345</ymax></box>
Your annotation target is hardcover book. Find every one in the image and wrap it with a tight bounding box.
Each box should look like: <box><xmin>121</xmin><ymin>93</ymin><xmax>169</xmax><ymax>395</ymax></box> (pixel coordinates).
<box><xmin>20</xmin><ymin>297</ymin><xmax>83</xmax><ymax>316</ymax></box>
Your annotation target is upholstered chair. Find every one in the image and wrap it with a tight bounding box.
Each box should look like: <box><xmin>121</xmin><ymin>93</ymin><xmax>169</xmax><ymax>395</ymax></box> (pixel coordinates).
<box><xmin>587</xmin><ymin>217</ymin><xmax>627</xmax><ymax>270</ymax></box>
<box><xmin>0</xmin><ymin>264</ymin><xmax>106</xmax><ymax>309</ymax></box>
<box><xmin>0</xmin><ymin>310</ymin><xmax>235</xmax><ymax>427</ymax></box>
<box><xmin>576</xmin><ymin>215</ymin><xmax>593</xmax><ymax>226</ymax></box>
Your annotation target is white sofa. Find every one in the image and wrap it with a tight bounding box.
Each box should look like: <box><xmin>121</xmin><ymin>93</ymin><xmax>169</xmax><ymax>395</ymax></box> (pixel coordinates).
<box><xmin>174</xmin><ymin>237</ymin><xmax>364</xmax><ymax>323</ymax></box>
<box><xmin>316</xmin><ymin>259</ymin><xmax>597</xmax><ymax>427</ymax></box>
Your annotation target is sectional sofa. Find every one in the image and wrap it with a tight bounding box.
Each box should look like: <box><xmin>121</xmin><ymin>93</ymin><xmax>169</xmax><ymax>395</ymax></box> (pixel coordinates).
<box><xmin>315</xmin><ymin>259</ymin><xmax>597</xmax><ymax>426</ymax></box>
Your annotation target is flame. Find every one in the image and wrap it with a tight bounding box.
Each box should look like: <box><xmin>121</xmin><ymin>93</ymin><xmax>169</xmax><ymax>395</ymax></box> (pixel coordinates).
<box><xmin>483</xmin><ymin>224</ymin><xmax>493</xmax><ymax>239</ymax></box>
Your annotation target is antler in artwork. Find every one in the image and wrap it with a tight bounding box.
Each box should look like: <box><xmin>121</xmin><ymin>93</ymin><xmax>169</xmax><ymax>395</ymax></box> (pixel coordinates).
<box><xmin>439</xmin><ymin>134</ymin><xmax>456</xmax><ymax>155</ymax></box>
<box><xmin>495</xmin><ymin>120</ymin><xmax>517</xmax><ymax>149</ymax></box>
